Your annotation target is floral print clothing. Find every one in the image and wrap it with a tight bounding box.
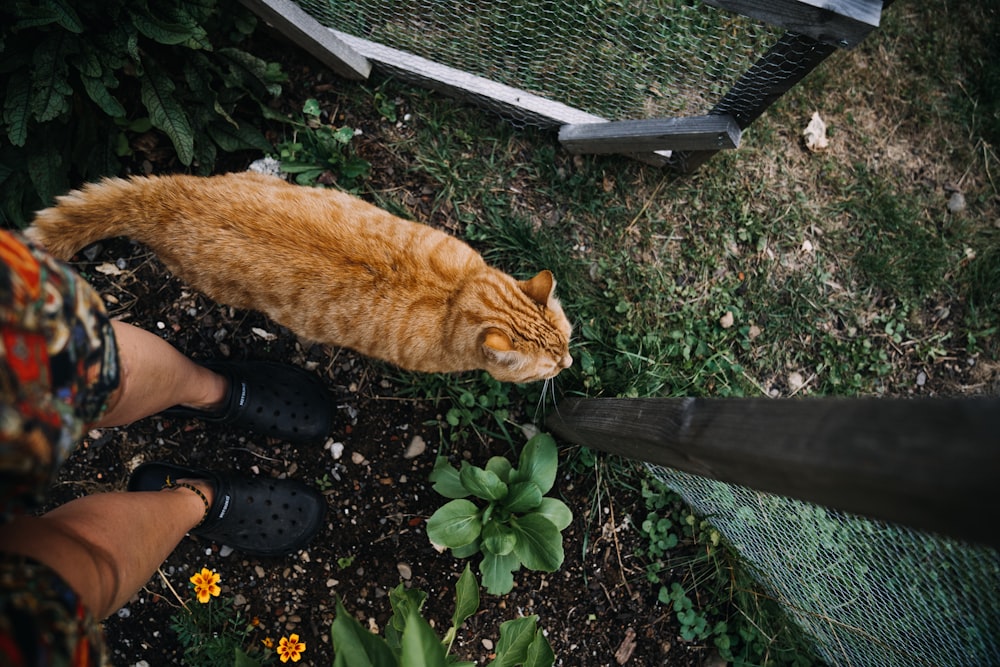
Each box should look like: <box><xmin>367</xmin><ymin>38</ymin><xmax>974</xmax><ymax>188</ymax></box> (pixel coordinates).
<box><xmin>0</xmin><ymin>230</ymin><xmax>118</xmax><ymax>666</ymax></box>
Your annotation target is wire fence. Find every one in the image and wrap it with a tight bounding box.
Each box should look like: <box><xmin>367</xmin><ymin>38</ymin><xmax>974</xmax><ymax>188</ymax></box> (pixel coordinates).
<box><xmin>291</xmin><ymin>0</ymin><xmax>783</xmax><ymax>127</ymax></box>
<box><xmin>650</xmin><ymin>464</ymin><xmax>1000</xmax><ymax>667</ymax></box>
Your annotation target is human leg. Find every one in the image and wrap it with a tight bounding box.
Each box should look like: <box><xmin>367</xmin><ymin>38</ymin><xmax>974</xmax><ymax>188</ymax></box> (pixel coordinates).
<box><xmin>0</xmin><ymin>480</ymin><xmax>211</xmax><ymax>620</ymax></box>
<box><xmin>96</xmin><ymin>320</ymin><xmax>228</xmax><ymax>427</ymax></box>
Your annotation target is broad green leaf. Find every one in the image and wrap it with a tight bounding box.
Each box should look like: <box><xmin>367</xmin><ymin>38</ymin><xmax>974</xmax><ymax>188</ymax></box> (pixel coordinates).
<box><xmin>451</xmin><ymin>564</ymin><xmax>480</xmax><ymax>631</ymax></box>
<box><xmin>331</xmin><ymin>597</ymin><xmax>396</xmax><ymax>667</ymax></box>
<box><xmin>488</xmin><ymin>616</ymin><xmax>540</xmax><ymax>667</ymax></box>
<box><xmin>12</xmin><ymin>0</ymin><xmax>83</xmax><ymax>32</ymax></box>
<box><xmin>27</xmin><ymin>141</ymin><xmax>63</xmax><ymax>207</ymax></box>
<box><xmin>482</xmin><ymin>521</ymin><xmax>517</xmax><ymax>556</ymax></box>
<box><xmin>503</xmin><ymin>481</ymin><xmax>543</xmax><ymax>513</ymax></box>
<box><xmin>513</xmin><ymin>434</ymin><xmax>558</xmax><ymax>494</ymax></box>
<box><xmin>128</xmin><ymin>8</ymin><xmax>200</xmax><ymax>46</ymax></box>
<box><xmin>426</xmin><ymin>499</ymin><xmax>482</xmax><ymax>548</ymax></box>
<box><xmin>140</xmin><ymin>62</ymin><xmax>194</xmax><ymax>165</ymax></box>
<box><xmin>303</xmin><ymin>98</ymin><xmax>322</xmax><ymax>116</ymax></box>
<box><xmin>400</xmin><ymin>605</ymin><xmax>448</xmax><ymax>667</ymax></box>
<box><xmin>31</xmin><ymin>32</ymin><xmax>75</xmax><ymax>123</ymax></box>
<box><xmin>219</xmin><ymin>47</ymin><xmax>283</xmax><ymax>98</ymax></box>
<box><xmin>429</xmin><ymin>456</ymin><xmax>468</xmax><ymax>499</ymax></box>
<box><xmin>450</xmin><ymin>539</ymin><xmax>481</xmax><ymax>559</ymax></box>
<box><xmin>535</xmin><ymin>498</ymin><xmax>573</xmax><ymax>532</ymax></box>
<box><xmin>206</xmin><ymin>121</ymin><xmax>272</xmax><ymax>153</ymax></box>
<box><xmin>485</xmin><ymin>456</ymin><xmax>513</xmax><ymax>482</ymax></box>
<box><xmin>480</xmin><ymin>550</ymin><xmax>521</xmax><ymax>595</ymax></box>
<box><xmin>80</xmin><ymin>74</ymin><xmax>125</xmax><ymax>119</ymax></box>
<box><xmin>3</xmin><ymin>71</ymin><xmax>31</xmax><ymax>147</ymax></box>
<box><xmin>524</xmin><ymin>630</ymin><xmax>556</xmax><ymax>667</ymax></box>
<box><xmin>510</xmin><ymin>514</ymin><xmax>563</xmax><ymax>572</ymax></box>
<box><xmin>387</xmin><ymin>583</ymin><xmax>427</xmax><ymax>652</ymax></box>
<box><xmin>459</xmin><ymin>464</ymin><xmax>507</xmax><ymax>501</ymax></box>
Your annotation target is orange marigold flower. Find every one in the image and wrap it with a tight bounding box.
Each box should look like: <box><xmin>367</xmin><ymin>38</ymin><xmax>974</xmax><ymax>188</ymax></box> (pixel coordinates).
<box><xmin>189</xmin><ymin>568</ymin><xmax>221</xmax><ymax>604</ymax></box>
<box><xmin>262</xmin><ymin>637</ymin><xmax>274</xmax><ymax>649</ymax></box>
<box><xmin>277</xmin><ymin>634</ymin><xmax>306</xmax><ymax>663</ymax></box>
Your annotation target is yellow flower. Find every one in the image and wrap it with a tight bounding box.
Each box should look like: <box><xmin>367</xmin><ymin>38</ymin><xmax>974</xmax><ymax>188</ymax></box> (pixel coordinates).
<box><xmin>189</xmin><ymin>568</ymin><xmax>221</xmax><ymax>604</ymax></box>
<box><xmin>262</xmin><ymin>637</ymin><xmax>274</xmax><ymax>649</ymax></box>
<box><xmin>277</xmin><ymin>634</ymin><xmax>306</xmax><ymax>663</ymax></box>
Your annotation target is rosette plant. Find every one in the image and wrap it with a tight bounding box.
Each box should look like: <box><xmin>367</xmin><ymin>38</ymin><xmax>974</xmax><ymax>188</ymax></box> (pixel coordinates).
<box><xmin>426</xmin><ymin>433</ymin><xmax>573</xmax><ymax>595</ymax></box>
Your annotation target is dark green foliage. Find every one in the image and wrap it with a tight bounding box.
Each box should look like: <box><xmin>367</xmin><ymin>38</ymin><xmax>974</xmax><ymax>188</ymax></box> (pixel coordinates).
<box><xmin>0</xmin><ymin>0</ymin><xmax>283</xmax><ymax>226</ymax></box>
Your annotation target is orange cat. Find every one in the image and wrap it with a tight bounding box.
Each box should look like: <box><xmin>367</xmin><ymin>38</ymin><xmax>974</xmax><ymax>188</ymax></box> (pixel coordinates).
<box><xmin>26</xmin><ymin>171</ymin><xmax>573</xmax><ymax>383</ymax></box>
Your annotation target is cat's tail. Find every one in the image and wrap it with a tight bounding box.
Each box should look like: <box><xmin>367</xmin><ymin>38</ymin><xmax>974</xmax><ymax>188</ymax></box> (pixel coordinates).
<box><xmin>24</xmin><ymin>176</ymin><xmax>149</xmax><ymax>260</ymax></box>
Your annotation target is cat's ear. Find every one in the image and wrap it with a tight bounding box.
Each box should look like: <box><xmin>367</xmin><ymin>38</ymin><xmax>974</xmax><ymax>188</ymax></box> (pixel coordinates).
<box><xmin>482</xmin><ymin>327</ymin><xmax>513</xmax><ymax>353</ymax></box>
<box><xmin>519</xmin><ymin>270</ymin><xmax>555</xmax><ymax>306</ymax></box>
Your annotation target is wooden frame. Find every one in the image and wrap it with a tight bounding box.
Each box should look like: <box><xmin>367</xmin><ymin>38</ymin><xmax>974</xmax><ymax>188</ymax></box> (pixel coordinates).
<box><xmin>239</xmin><ymin>0</ymin><xmax>888</xmax><ymax>169</ymax></box>
<box><xmin>702</xmin><ymin>0</ymin><xmax>883</xmax><ymax>48</ymax></box>
<box><xmin>547</xmin><ymin>397</ymin><xmax>1000</xmax><ymax>549</ymax></box>
<box><xmin>559</xmin><ymin>115</ymin><xmax>741</xmax><ymax>155</ymax></box>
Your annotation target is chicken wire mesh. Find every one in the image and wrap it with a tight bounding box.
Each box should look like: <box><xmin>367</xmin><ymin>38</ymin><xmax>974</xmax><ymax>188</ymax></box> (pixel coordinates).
<box><xmin>290</xmin><ymin>0</ymin><xmax>785</xmax><ymax>128</ymax></box>
<box><xmin>649</xmin><ymin>464</ymin><xmax>1000</xmax><ymax>667</ymax></box>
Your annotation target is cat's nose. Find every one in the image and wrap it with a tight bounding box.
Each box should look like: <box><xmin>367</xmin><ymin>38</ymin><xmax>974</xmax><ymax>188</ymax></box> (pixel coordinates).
<box><xmin>560</xmin><ymin>354</ymin><xmax>573</xmax><ymax>369</ymax></box>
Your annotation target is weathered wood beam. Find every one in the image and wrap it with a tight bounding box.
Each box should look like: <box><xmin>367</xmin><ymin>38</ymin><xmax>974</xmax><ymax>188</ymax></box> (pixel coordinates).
<box><xmin>329</xmin><ymin>29</ymin><xmax>670</xmax><ymax>166</ymax></box>
<box><xmin>702</xmin><ymin>0</ymin><xmax>883</xmax><ymax>48</ymax></box>
<box><xmin>546</xmin><ymin>397</ymin><xmax>1000</xmax><ymax>549</ymax></box>
<box><xmin>558</xmin><ymin>115</ymin><xmax>740</xmax><ymax>154</ymax></box>
<box><xmin>239</xmin><ymin>0</ymin><xmax>371</xmax><ymax>80</ymax></box>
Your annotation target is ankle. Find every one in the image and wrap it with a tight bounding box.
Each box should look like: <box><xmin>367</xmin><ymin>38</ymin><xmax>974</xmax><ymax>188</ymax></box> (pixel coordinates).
<box><xmin>167</xmin><ymin>479</ymin><xmax>215</xmax><ymax>527</ymax></box>
<box><xmin>181</xmin><ymin>368</ymin><xmax>229</xmax><ymax>412</ymax></box>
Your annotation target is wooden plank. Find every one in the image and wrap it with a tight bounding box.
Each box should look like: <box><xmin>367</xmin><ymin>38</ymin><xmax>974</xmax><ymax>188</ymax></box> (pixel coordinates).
<box><xmin>559</xmin><ymin>115</ymin><xmax>740</xmax><ymax>154</ymax></box>
<box><xmin>546</xmin><ymin>397</ymin><xmax>1000</xmax><ymax>549</ymax></box>
<box><xmin>678</xmin><ymin>31</ymin><xmax>837</xmax><ymax>172</ymax></box>
<box><xmin>702</xmin><ymin>0</ymin><xmax>882</xmax><ymax>48</ymax></box>
<box><xmin>239</xmin><ymin>0</ymin><xmax>371</xmax><ymax>80</ymax></box>
<box><xmin>328</xmin><ymin>29</ymin><xmax>672</xmax><ymax>167</ymax></box>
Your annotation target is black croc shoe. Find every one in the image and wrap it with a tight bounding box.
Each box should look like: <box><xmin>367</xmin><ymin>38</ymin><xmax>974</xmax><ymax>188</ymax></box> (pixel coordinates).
<box><xmin>162</xmin><ymin>361</ymin><xmax>332</xmax><ymax>444</ymax></box>
<box><xmin>128</xmin><ymin>461</ymin><xmax>327</xmax><ymax>557</ymax></box>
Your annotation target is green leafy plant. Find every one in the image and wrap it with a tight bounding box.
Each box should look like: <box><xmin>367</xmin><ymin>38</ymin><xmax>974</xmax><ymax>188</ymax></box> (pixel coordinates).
<box><xmin>426</xmin><ymin>433</ymin><xmax>573</xmax><ymax>595</ymax></box>
<box><xmin>0</xmin><ymin>0</ymin><xmax>283</xmax><ymax>225</ymax></box>
<box><xmin>273</xmin><ymin>97</ymin><xmax>370</xmax><ymax>188</ymax></box>
<box><xmin>330</xmin><ymin>564</ymin><xmax>554</xmax><ymax>666</ymax></box>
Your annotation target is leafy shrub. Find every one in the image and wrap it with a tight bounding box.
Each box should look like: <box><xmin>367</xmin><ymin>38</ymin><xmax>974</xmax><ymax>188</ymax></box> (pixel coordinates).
<box><xmin>0</xmin><ymin>0</ymin><xmax>283</xmax><ymax>225</ymax></box>
<box><xmin>426</xmin><ymin>433</ymin><xmax>573</xmax><ymax>595</ymax></box>
<box><xmin>331</xmin><ymin>564</ymin><xmax>554</xmax><ymax>666</ymax></box>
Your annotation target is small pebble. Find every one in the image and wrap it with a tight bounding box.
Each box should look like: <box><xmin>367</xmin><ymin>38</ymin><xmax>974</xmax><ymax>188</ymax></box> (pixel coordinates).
<box><xmin>916</xmin><ymin>371</ymin><xmax>927</xmax><ymax>386</ymax></box>
<box><xmin>403</xmin><ymin>435</ymin><xmax>426</xmax><ymax>459</ymax></box>
<box><xmin>351</xmin><ymin>451</ymin><xmax>366</xmax><ymax>465</ymax></box>
<box><xmin>397</xmin><ymin>562</ymin><xmax>412</xmax><ymax>580</ymax></box>
<box><xmin>254</xmin><ymin>565</ymin><xmax>265</xmax><ymax>578</ymax></box>
<box><xmin>947</xmin><ymin>191</ymin><xmax>966</xmax><ymax>214</ymax></box>
<box><xmin>117</xmin><ymin>607</ymin><xmax>131</xmax><ymax>618</ymax></box>
<box><xmin>219</xmin><ymin>545</ymin><xmax>234</xmax><ymax>557</ymax></box>
<box><xmin>482</xmin><ymin>639</ymin><xmax>494</xmax><ymax>650</ymax></box>
<box><xmin>719</xmin><ymin>311</ymin><xmax>735</xmax><ymax>329</ymax></box>
<box><xmin>330</xmin><ymin>442</ymin><xmax>345</xmax><ymax>460</ymax></box>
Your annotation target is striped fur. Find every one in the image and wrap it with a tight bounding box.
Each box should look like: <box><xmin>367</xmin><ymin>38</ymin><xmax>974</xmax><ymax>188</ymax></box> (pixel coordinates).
<box><xmin>26</xmin><ymin>172</ymin><xmax>572</xmax><ymax>382</ymax></box>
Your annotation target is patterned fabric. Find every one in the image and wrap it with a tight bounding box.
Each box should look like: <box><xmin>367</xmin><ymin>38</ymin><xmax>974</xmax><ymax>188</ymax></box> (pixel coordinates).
<box><xmin>0</xmin><ymin>230</ymin><xmax>118</xmax><ymax>666</ymax></box>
